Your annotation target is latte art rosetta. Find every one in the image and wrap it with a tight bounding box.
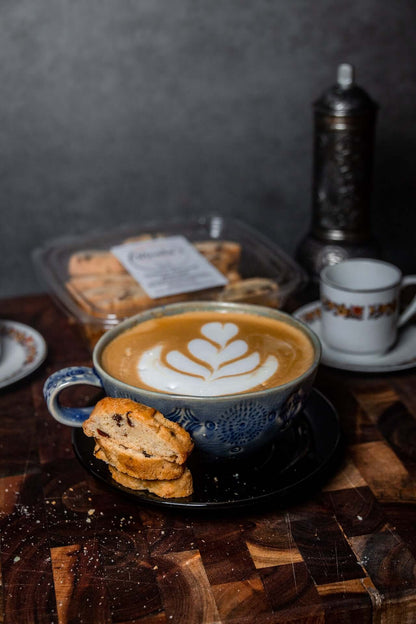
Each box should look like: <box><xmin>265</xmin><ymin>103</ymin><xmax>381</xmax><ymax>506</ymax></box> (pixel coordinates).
<box><xmin>138</xmin><ymin>322</ymin><xmax>279</xmax><ymax>396</ymax></box>
<box><xmin>101</xmin><ymin>310</ymin><xmax>315</xmax><ymax>397</ymax></box>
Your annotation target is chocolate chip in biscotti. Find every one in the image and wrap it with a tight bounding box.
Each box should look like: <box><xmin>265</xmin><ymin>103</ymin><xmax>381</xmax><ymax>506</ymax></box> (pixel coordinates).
<box><xmin>96</xmin><ymin>428</ymin><xmax>110</xmax><ymax>438</ymax></box>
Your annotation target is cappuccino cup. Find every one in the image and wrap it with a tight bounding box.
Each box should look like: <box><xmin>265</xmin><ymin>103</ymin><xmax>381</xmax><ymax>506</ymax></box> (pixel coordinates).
<box><xmin>320</xmin><ymin>259</ymin><xmax>416</xmax><ymax>355</ymax></box>
<box><xmin>44</xmin><ymin>301</ymin><xmax>321</xmax><ymax>459</ymax></box>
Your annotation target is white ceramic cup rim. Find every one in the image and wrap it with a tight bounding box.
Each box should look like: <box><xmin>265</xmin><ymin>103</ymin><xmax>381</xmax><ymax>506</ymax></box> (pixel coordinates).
<box><xmin>320</xmin><ymin>258</ymin><xmax>402</xmax><ymax>294</ymax></box>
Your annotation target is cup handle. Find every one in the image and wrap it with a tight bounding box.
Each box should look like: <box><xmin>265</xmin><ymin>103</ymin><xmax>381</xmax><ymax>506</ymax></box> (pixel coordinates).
<box><xmin>43</xmin><ymin>366</ymin><xmax>103</xmax><ymax>427</ymax></box>
<box><xmin>398</xmin><ymin>276</ymin><xmax>416</xmax><ymax>327</ymax></box>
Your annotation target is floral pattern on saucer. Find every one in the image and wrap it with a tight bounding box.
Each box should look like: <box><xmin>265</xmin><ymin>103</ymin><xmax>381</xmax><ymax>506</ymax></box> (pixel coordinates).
<box><xmin>0</xmin><ymin>321</ymin><xmax>47</xmax><ymax>389</ymax></box>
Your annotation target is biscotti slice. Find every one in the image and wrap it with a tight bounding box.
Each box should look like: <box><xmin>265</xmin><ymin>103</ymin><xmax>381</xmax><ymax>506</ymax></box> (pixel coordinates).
<box><xmin>194</xmin><ymin>240</ymin><xmax>241</xmax><ymax>275</ymax></box>
<box><xmin>66</xmin><ymin>274</ymin><xmax>142</xmax><ymax>317</ymax></box>
<box><xmin>94</xmin><ymin>438</ymin><xmax>185</xmax><ymax>481</ymax></box>
<box><xmin>66</xmin><ymin>278</ymin><xmax>152</xmax><ymax>317</ymax></box>
<box><xmin>109</xmin><ymin>465</ymin><xmax>193</xmax><ymax>498</ymax></box>
<box><xmin>67</xmin><ymin>273</ymin><xmax>138</xmax><ymax>292</ymax></box>
<box><xmin>83</xmin><ymin>398</ymin><xmax>194</xmax><ymax>465</ymax></box>
<box><xmin>68</xmin><ymin>250</ymin><xmax>127</xmax><ymax>276</ymax></box>
<box><xmin>220</xmin><ymin>277</ymin><xmax>280</xmax><ymax>306</ymax></box>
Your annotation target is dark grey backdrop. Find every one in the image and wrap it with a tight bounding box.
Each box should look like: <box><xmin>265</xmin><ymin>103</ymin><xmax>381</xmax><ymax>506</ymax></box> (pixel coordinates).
<box><xmin>1</xmin><ymin>0</ymin><xmax>415</xmax><ymax>298</ymax></box>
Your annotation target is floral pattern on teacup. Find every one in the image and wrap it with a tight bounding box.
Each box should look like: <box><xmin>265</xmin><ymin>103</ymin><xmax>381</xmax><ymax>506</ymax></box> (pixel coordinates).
<box><xmin>368</xmin><ymin>301</ymin><xmax>397</xmax><ymax>319</ymax></box>
<box><xmin>322</xmin><ymin>298</ymin><xmax>397</xmax><ymax>320</ymax></box>
<box><xmin>322</xmin><ymin>298</ymin><xmax>364</xmax><ymax>319</ymax></box>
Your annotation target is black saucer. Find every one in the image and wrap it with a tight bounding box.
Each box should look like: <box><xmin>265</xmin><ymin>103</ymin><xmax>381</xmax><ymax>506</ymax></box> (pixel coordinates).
<box><xmin>72</xmin><ymin>389</ymin><xmax>341</xmax><ymax>512</ymax></box>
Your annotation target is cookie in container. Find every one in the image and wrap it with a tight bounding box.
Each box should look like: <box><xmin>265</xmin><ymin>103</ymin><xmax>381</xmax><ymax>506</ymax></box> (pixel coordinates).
<box><xmin>33</xmin><ymin>215</ymin><xmax>306</xmax><ymax>348</ymax></box>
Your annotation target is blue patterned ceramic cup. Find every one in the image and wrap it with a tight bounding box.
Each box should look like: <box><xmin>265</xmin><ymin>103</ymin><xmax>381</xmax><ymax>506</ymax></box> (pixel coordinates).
<box><xmin>44</xmin><ymin>301</ymin><xmax>321</xmax><ymax>459</ymax></box>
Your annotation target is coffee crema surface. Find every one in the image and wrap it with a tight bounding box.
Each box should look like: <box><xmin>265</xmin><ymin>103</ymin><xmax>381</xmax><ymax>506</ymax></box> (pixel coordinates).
<box><xmin>101</xmin><ymin>310</ymin><xmax>314</xmax><ymax>397</ymax></box>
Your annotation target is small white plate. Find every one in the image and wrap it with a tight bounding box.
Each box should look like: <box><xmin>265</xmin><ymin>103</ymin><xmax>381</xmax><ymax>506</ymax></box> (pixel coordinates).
<box><xmin>0</xmin><ymin>320</ymin><xmax>47</xmax><ymax>389</ymax></box>
<box><xmin>294</xmin><ymin>301</ymin><xmax>416</xmax><ymax>373</ymax></box>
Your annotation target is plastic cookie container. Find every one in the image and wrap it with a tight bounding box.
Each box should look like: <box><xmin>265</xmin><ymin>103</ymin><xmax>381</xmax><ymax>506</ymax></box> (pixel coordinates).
<box><xmin>33</xmin><ymin>216</ymin><xmax>306</xmax><ymax>348</ymax></box>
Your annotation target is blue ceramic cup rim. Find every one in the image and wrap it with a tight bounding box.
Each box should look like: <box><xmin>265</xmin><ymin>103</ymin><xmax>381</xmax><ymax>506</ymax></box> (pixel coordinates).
<box><xmin>92</xmin><ymin>301</ymin><xmax>321</xmax><ymax>403</ymax></box>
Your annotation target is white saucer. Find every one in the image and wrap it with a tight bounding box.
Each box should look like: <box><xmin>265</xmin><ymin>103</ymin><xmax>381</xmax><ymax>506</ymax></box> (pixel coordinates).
<box><xmin>294</xmin><ymin>301</ymin><xmax>416</xmax><ymax>373</ymax></box>
<box><xmin>0</xmin><ymin>320</ymin><xmax>47</xmax><ymax>389</ymax></box>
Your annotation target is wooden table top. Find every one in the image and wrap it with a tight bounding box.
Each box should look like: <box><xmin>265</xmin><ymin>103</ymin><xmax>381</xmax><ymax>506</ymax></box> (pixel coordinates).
<box><xmin>1</xmin><ymin>293</ymin><xmax>416</xmax><ymax>624</ymax></box>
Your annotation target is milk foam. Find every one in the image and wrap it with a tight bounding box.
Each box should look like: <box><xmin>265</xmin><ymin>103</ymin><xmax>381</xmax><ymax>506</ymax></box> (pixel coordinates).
<box><xmin>137</xmin><ymin>321</ymin><xmax>279</xmax><ymax>396</ymax></box>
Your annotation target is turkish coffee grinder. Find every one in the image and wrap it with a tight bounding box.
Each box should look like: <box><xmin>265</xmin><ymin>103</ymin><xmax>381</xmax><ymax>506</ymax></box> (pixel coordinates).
<box><xmin>297</xmin><ymin>63</ymin><xmax>380</xmax><ymax>284</ymax></box>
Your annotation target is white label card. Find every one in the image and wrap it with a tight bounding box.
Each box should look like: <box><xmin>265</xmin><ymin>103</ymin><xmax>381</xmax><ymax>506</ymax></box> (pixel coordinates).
<box><xmin>111</xmin><ymin>235</ymin><xmax>228</xmax><ymax>299</ymax></box>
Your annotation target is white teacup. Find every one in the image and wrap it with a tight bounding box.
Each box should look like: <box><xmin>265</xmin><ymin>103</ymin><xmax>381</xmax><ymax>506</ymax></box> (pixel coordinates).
<box><xmin>320</xmin><ymin>259</ymin><xmax>416</xmax><ymax>354</ymax></box>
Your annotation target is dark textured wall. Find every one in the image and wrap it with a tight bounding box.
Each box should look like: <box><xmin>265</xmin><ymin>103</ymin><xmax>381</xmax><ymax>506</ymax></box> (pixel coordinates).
<box><xmin>1</xmin><ymin>0</ymin><xmax>416</xmax><ymax>297</ymax></box>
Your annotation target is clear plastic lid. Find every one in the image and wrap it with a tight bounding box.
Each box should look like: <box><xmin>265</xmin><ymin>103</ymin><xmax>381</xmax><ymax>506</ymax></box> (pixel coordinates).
<box><xmin>33</xmin><ymin>215</ymin><xmax>306</xmax><ymax>336</ymax></box>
